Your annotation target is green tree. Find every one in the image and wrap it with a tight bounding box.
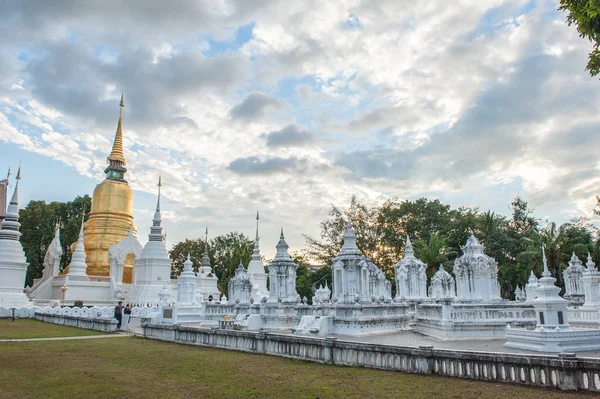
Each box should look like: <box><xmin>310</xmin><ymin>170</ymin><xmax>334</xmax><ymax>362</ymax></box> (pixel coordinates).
<box><xmin>413</xmin><ymin>234</ymin><xmax>456</xmax><ymax>279</ymax></box>
<box><xmin>19</xmin><ymin>195</ymin><xmax>91</xmax><ymax>287</ymax></box>
<box><xmin>560</xmin><ymin>0</ymin><xmax>600</xmax><ymax>76</ymax></box>
<box><xmin>169</xmin><ymin>232</ymin><xmax>254</xmax><ymax>294</ymax></box>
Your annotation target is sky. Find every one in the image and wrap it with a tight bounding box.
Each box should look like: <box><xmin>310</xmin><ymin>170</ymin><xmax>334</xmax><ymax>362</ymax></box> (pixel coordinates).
<box><xmin>0</xmin><ymin>0</ymin><xmax>599</xmax><ymax>259</ymax></box>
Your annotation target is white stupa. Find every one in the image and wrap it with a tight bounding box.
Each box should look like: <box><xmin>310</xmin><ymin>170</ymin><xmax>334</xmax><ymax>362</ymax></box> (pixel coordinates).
<box><xmin>247</xmin><ymin>211</ymin><xmax>268</xmax><ymax>301</ymax></box>
<box><xmin>131</xmin><ymin>176</ymin><xmax>174</xmax><ymax>303</ymax></box>
<box><xmin>67</xmin><ymin>214</ymin><xmax>88</xmax><ymax>276</ymax></box>
<box><xmin>0</xmin><ymin>168</ymin><xmax>30</xmax><ymax>307</ymax></box>
<box><xmin>197</xmin><ymin>227</ymin><xmax>220</xmax><ymax>302</ymax></box>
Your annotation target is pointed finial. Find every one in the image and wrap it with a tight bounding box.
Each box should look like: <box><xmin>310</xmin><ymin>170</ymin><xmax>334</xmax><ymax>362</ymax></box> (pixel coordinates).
<box><xmin>119</xmin><ymin>93</ymin><xmax>124</xmax><ymax>116</ymax></box>
<box><xmin>280</xmin><ymin>227</ymin><xmax>284</xmax><ymax>239</ymax></box>
<box><xmin>6</xmin><ymin>167</ymin><xmax>10</xmax><ymax>182</ymax></box>
<box><xmin>107</xmin><ymin>96</ymin><xmax>126</xmax><ymax>165</ymax></box>
<box><xmin>78</xmin><ymin>210</ymin><xmax>85</xmax><ymax>239</ymax></box>
<box><xmin>542</xmin><ymin>246</ymin><xmax>550</xmax><ymax>276</ymax></box>
<box><xmin>205</xmin><ymin>226</ymin><xmax>208</xmax><ymax>243</ymax></box>
<box><xmin>187</xmin><ymin>252</ymin><xmax>191</xmax><ymax>261</ymax></box>
<box><xmin>256</xmin><ymin>209</ymin><xmax>259</xmax><ymax>220</ymax></box>
<box><xmin>156</xmin><ymin>175</ymin><xmax>162</xmax><ymax>212</ymax></box>
<box><xmin>15</xmin><ymin>164</ymin><xmax>21</xmax><ymax>188</ymax></box>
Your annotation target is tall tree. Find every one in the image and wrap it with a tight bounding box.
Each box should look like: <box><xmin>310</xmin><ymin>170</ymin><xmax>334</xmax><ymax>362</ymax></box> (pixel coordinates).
<box><xmin>413</xmin><ymin>234</ymin><xmax>456</xmax><ymax>279</ymax></box>
<box><xmin>19</xmin><ymin>195</ymin><xmax>91</xmax><ymax>287</ymax></box>
<box><xmin>559</xmin><ymin>0</ymin><xmax>600</xmax><ymax>76</ymax></box>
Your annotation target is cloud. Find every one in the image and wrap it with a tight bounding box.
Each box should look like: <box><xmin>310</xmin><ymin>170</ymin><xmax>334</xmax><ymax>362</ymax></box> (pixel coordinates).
<box><xmin>229</xmin><ymin>92</ymin><xmax>281</xmax><ymax>121</ymax></box>
<box><xmin>228</xmin><ymin>156</ymin><xmax>309</xmax><ymax>175</ymax></box>
<box><xmin>263</xmin><ymin>124</ymin><xmax>316</xmax><ymax>147</ymax></box>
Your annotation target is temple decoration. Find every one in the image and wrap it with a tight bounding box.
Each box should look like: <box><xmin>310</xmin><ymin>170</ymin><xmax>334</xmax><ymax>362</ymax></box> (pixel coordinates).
<box><xmin>331</xmin><ymin>221</ymin><xmax>391</xmax><ymax>304</ymax></box>
<box><xmin>428</xmin><ymin>264</ymin><xmax>456</xmax><ymax>299</ymax></box>
<box><xmin>453</xmin><ymin>235</ymin><xmax>501</xmax><ymax>302</ymax></box>
<box><xmin>247</xmin><ymin>211</ymin><xmax>268</xmax><ymax>301</ymax></box>
<box><xmin>563</xmin><ymin>252</ymin><xmax>585</xmax><ymax>305</ymax></box>
<box><xmin>228</xmin><ymin>262</ymin><xmax>253</xmax><ymax>304</ymax></box>
<box><xmin>267</xmin><ymin>228</ymin><xmax>299</xmax><ymax>303</ymax></box>
<box><xmin>393</xmin><ymin>236</ymin><xmax>427</xmax><ymax>300</ymax></box>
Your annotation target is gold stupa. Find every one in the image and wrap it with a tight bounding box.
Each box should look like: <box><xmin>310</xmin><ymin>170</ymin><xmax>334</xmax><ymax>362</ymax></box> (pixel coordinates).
<box><xmin>84</xmin><ymin>95</ymin><xmax>136</xmax><ymax>282</ymax></box>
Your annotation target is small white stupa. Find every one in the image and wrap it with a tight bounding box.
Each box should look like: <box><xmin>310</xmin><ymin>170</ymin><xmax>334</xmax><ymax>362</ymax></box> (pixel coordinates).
<box><xmin>524</xmin><ymin>270</ymin><xmax>539</xmax><ymax>303</ymax></box>
<box><xmin>177</xmin><ymin>253</ymin><xmax>197</xmax><ymax>304</ymax></box>
<box><xmin>0</xmin><ymin>168</ymin><xmax>30</xmax><ymax>307</ymax></box>
<box><xmin>196</xmin><ymin>227</ymin><xmax>220</xmax><ymax>303</ymax></box>
<box><xmin>582</xmin><ymin>252</ymin><xmax>600</xmax><ymax>308</ymax></box>
<box><xmin>247</xmin><ymin>211</ymin><xmax>268</xmax><ymax>302</ymax></box>
<box><xmin>67</xmin><ymin>213</ymin><xmax>88</xmax><ymax>276</ymax></box>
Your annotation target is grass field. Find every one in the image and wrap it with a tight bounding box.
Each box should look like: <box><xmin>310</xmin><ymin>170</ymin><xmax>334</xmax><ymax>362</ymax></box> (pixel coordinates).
<box><xmin>0</xmin><ymin>319</ymin><xmax>107</xmax><ymax>339</ymax></box>
<box><xmin>0</xmin><ymin>323</ymin><xmax>595</xmax><ymax>399</ymax></box>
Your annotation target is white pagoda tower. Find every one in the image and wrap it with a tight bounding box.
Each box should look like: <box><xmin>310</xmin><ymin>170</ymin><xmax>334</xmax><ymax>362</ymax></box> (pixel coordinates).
<box><xmin>0</xmin><ymin>168</ymin><xmax>30</xmax><ymax>307</ymax></box>
<box><xmin>197</xmin><ymin>228</ymin><xmax>220</xmax><ymax>302</ymax></box>
<box><xmin>247</xmin><ymin>211</ymin><xmax>268</xmax><ymax>302</ymax></box>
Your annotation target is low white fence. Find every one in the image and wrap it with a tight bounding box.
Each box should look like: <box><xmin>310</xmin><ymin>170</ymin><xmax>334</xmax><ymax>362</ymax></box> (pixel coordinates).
<box><xmin>142</xmin><ymin>323</ymin><xmax>600</xmax><ymax>392</ymax></box>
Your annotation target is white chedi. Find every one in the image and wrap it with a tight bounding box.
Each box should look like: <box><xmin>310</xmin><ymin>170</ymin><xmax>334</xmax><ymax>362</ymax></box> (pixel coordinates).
<box><xmin>428</xmin><ymin>264</ymin><xmax>456</xmax><ymax>299</ymax></box>
<box><xmin>393</xmin><ymin>236</ymin><xmax>427</xmax><ymax>300</ymax></box>
<box><xmin>533</xmin><ymin>247</ymin><xmax>569</xmax><ymax>330</ymax></box>
<box><xmin>330</xmin><ymin>222</ymin><xmax>391</xmax><ymax>304</ymax></box>
<box><xmin>582</xmin><ymin>252</ymin><xmax>600</xmax><ymax>308</ymax></box>
<box><xmin>453</xmin><ymin>234</ymin><xmax>501</xmax><ymax>302</ymax></box>
<box><xmin>67</xmin><ymin>215</ymin><xmax>88</xmax><ymax>276</ymax></box>
<box><xmin>247</xmin><ymin>212</ymin><xmax>268</xmax><ymax>301</ymax></box>
<box><xmin>563</xmin><ymin>252</ymin><xmax>585</xmax><ymax>302</ymax></box>
<box><xmin>177</xmin><ymin>254</ymin><xmax>197</xmax><ymax>304</ymax></box>
<box><xmin>267</xmin><ymin>228</ymin><xmax>300</xmax><ymax>303</ymax></box>
<box><xmin>0</xmin><ymin>173</ymin><xmax>30</xmax><ymax>307</ymax></box>
<box><xmin>228</xmin><ymin>262</ymin><xmax>253</xmax><ymax>304</ymax></box>
<box><xmin>525</xmin><ymin>270</ymin><xmax>539</xmax><ymax>302</ymax></box>
<box><xmin>196</xmin><ymin>232</ymin><xmax>221</xmax><ymax>303</ymax></box>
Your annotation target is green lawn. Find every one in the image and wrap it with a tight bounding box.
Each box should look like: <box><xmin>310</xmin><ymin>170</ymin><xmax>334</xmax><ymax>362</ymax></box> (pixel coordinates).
<box><xmin>0</xmin><ymin>335</ymin><xmax>594</xmax><ymax>399</ymax></box>
<box><xmin>0</xmin><ymin>319</ymin><xmax>108</xmax><ymax>339</ymax></box>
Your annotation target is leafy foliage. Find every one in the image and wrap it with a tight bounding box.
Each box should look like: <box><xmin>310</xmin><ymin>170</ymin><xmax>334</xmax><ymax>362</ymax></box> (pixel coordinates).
<box><xmin>169</xmin><ymin>232</ymin><xmax>253</xmax><ymax>293</ymax></box>
<box><xmin>19</xmin><ymin>195</ymin><xmax>91</xmax><ymax>287</ymax></box>
<box><xmin>304</xmin><ymin>196</ymin><xmax>599</xmax><ymax>299</ymax></box>
<box><xmin>559</xmin><ymin>0</ymin><xmax>600</xmax><ymax>76</ymax></box>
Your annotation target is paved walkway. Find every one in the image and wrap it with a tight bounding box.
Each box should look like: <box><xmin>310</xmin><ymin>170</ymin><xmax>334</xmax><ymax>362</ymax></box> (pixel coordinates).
<box><xmin>0</xmin><ymin>332</ymin><xmax>133</xmax><ymax>342</ymax></box>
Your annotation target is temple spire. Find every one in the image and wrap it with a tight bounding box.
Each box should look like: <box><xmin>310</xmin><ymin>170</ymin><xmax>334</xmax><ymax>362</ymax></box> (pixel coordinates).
<box><xmin>148</xmin><ymin>176</ymin><xmax>164</xmax><ymax>243</ymax></box>
<box><xmin>542</xmin><ymin>246</ymin><xmax>551</xmax><ymax>277</ymax></box>
<box><xmin>251</xmin><ymin>211</ymin><xmax>261</xmax><ymax>261</ymax></box>
<box><xmin>156</xmin><ymin>174</ymin><xmax>162</xmax><ymax>212</ymax></box>
<box><xmin>104</xmin><ymin>94</ymin><xmax>127</xmax><ymax>181</ymax></box>
<box><xmin>404</xmin><ymin>235</ymin><xmax>414</xmax><ymax>257</ymax></box>
<box><xmin>0</xmin><ymin>166</ymin><xmax>22</xmax><ymax>241</ymax></box>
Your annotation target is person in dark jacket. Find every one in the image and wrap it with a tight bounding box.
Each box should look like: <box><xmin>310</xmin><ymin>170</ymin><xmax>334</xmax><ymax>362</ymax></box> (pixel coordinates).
<box><xmin>114</xmin><ymin>301</ymin><xmax>123</xmax><ymax>329</ymax></box>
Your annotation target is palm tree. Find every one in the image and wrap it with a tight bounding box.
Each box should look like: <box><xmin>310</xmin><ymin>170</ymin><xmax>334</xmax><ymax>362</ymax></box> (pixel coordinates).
<box><xmin>413</xmin><ymin>234</ymin><xmax>456</xmax><ymax>279</ymax></box>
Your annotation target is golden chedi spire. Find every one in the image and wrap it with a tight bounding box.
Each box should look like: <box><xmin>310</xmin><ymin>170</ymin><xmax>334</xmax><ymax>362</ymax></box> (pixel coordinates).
<box><xmin>84</xmin><ymin>95</ymin><xmax>136</xmax><ymax>282</ymax></box>
<box><xmin>105</xmin><ymin>94</ymin><xmax>127</xmax><ymax>181</ymax></box>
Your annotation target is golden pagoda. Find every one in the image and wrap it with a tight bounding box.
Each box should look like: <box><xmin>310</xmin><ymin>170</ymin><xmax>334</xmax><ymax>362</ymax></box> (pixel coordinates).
<box><xmin>84</xmin><ymin>94</ymin><xmax>136</xmax><ymax>282</ymax></box>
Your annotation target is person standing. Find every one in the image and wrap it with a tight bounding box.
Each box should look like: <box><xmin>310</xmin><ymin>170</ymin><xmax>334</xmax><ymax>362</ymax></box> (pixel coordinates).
<box><xmin>122</xmin><ymin>304</ymin><xmax>132</xmax><ymax>330</ymax></box>
<box><xmin>114</xmin><ymin>301</ymin><xmax>123</xmax><ymax>330</ymax></box>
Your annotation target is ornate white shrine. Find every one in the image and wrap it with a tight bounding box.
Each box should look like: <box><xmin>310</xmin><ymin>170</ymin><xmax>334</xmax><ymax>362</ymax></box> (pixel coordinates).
<box><xmin>563</xmin><ymin>252</ymin><xmax>586</xmax><ymax>305</ymax></box>
<box><xmin>393</xmin><ymin>236</ymin><xmax>427</xmax><ymax>300</ymax></box>
<box><xmin>267</xmin><ymin>229</ymin><xmax>299</xmax><ymax>303</ymax></box>
<box><xmin>331</xmin><ymin>222</ymin><xmax>391</xmax><ymax>304</ymax></box>
<box><xmin>196</xmin><ymin>233</ymin><xmax>221</xmax><ymax>303</ymax></box>
<box><xmin>454</xmin><ymin>235</ymin><xmax>501</xmax><ymax>302</ymax></box>
<box><xmin>428</xmin><ymin>264</ymin><xmax>456</xmax><ymax>299</ymax></box>
<box><xmin>228</xmin><ymin>262</ymin><xmax>253</xmax><ymax>304</ymax></box>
